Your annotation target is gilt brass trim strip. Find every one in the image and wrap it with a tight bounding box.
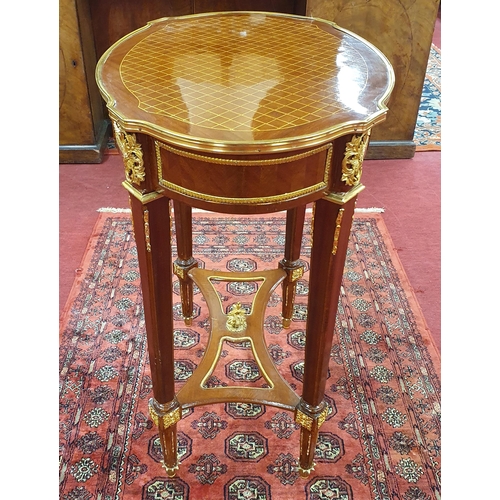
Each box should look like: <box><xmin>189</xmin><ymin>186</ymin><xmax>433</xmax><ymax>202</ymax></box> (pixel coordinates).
<box><xmin>323</xmin><ymin>184</ymin><xmax>365</xmax><ymax>205</ymax></box>
<box><xmin>143</xmin><ymin>209</ymin><xmax>151</xmax><ymax>252</ymax></box>
<box><xmin>332</xmin><ymin>208</ymin><xmax>345</xmax><ymax>255</ymax></box>
<box><xmin>155</xmin><ymin>141</ymin><xmax>333</xmax><ymax>205</ymax></box>
<box><xmin>199</xmin><ymin>334</ymin><xmax>276</xmax><ymax>390</ymax></box>
<box><xmin>157</xmin><ymin>180</ymin><xmax>323</xmax><ymax>205</ymax></box>
<box><xmin>157</xmin><ymin>140</ymin><xmax>331</xmax><ymax>166</ymax></box>
<box><xmin>207</xmin><ymin>274</ymin><xmax>265</xmax><ymax>317</ymax></box>
<box><xmin>122</xmin><ymin>181</ymin><xmax>164</xmax><ymax>204</ymax></box>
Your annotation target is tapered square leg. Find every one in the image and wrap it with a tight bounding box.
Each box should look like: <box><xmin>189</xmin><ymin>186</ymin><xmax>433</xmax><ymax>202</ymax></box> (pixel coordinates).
<box><xmin>172</xmin><ymin>200</ymin><xmax>198</xmax><ymax>325</ymax></box>
<box><xmin>129</xmin><ymin>193</ymin><xmax>180</xmax><ymax>475</ymax></box>
<box><xmin>295</xmin><ymin>399</ymin><xmax>329</xmax><ymax>476</ymax></box>
<box><xmin>149</xmin><ymin>398</ymin><xmax>182</xmax><ymax>477</ymax></box>
<box><xmin>279</xmin><ymin>206</ymin><xmax>306</xmax><ymax>327</ymax></box>
<box><xmin>298</xmin><ymin>197</ymin><xmax>357</xmax><ymax>475</ymax></box>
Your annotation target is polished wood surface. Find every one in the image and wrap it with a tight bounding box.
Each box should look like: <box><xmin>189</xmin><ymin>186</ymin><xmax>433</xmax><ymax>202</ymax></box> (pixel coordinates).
<box><xmin>307</xmin><ymin>0</ymin><xmax>440</xmax><ymax>159</ymax></box>
<box><xmin>97</xmin><ymin>12</ymin><xmax>393</xmax><ymax>153</ymax></box>
<box><xmin>96</xmin><ymin>11</ymin><xmax>393</xmax><ymax>478</ymax></box>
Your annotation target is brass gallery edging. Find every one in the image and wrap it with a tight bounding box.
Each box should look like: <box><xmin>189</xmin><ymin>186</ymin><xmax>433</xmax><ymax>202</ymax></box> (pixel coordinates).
<box><xmin>155</xmin><ymin>141</ymin><xmax>333</xmax><ymax>205</ymax></box>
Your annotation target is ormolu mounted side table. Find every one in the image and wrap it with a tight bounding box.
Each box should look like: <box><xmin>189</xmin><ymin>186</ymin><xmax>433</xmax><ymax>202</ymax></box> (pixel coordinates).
<box><xmin>96</xmin><ymin>11</ymin><xmax>394</xmax><ymax>478</ymax></box>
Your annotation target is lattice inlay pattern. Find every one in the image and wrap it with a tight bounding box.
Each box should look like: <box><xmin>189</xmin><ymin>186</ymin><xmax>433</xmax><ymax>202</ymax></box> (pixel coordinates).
<box><xmin>120</xmin><ymin>14</ymin><xmax>368</xmax><ymax>133</ymax></box>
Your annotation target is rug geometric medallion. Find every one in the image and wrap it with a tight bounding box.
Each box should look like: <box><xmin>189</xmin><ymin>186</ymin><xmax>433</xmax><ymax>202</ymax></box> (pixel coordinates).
<box><xmin>59</xmin><ymin>211</ymin><xmax>441</xmax><ymax>500</ymax></box>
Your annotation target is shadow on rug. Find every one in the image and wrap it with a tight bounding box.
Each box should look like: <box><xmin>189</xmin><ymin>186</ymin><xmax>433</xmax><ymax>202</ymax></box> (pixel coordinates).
<box><xmin>59</xmin><ymin>212</ymin><xmax>441</xmax><ymax>500</ymax></box>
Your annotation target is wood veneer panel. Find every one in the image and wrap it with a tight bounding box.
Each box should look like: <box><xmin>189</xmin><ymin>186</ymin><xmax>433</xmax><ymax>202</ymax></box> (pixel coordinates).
<box><xmin>88</xmin><ymin>0</ymin><xmax>192</xmax><ymax>62</ymax></box>
<box><xmin>59</xmin><ymin>0</ymin><xmax>95</xmax><ymax>145</ymax></box>
<box><xmin>88</xmin><ymin>0</ymin><xmax>301</xmax><ymax>63</ymax></box>
<box><xmin>59</xmin><ymin>0</ymin><xmax>108</xmax><ymax>163</ymax></box>
<box><xmin>307</xmin><ymin>0</ymin><xmax>440</xmax><ymax>158</ymax></box>
<box><xmin>194</xmin><ymin>0</ymin><xmax>300</xmax><ymax>16</ymax></box>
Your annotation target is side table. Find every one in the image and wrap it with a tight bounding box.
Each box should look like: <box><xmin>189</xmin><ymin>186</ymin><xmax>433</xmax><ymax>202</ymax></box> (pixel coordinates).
<box><xmin>96</xmin><ymin>11</ymin><xmax>394</xmax><ymax>478</ymax></box>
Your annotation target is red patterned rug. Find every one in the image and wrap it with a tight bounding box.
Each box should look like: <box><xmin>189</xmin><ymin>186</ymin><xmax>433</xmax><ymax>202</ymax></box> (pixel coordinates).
<box><xmin>59</xmin><ymin>211</ymin><xmax>441</xmax><ymax>500</ymax></box>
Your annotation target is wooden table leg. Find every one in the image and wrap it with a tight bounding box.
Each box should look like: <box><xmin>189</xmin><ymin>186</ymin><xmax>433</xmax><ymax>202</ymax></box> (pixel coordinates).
<box><xmin>129</xmin><ymin>193</ymin><xmax>181</xmax><ymax>477</ymax></box>
<box><xmin>172</xmin><ymin>200</ymin><xmax>198</xmax><ymax>326</ymax></box>
<box><xmin>296</xmin><ymin>197</ymin><xmax>357</xmax><ymax>477</ymax></box>
<box><xmin>279</xmin><ymin>205</ymin><xmax>306</xmax><ymax>327</ymax></box>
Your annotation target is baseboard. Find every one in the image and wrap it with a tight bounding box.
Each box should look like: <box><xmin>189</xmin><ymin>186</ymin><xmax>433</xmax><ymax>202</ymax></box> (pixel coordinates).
<box><xmin>59</xmin><ymin>120</ymin><xmax>111</xmax><ymax>164</ymax></box>
<box><xmin>366</xmin><ymin>140</ymin><xmax>416</xmax><ymax>160</ymax></box>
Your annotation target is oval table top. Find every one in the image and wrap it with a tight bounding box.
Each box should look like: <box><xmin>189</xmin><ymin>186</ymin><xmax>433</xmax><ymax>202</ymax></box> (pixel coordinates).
<box><xmin>96</xmin><ymin>11</ymin><xmax>394</xmax><ymax>154</ymax></box>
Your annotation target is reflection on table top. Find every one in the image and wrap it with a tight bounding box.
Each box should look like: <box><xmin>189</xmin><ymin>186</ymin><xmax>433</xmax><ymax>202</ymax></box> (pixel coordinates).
<box><xmin>97</xmin><ymin>12</ymin><xmax>394</xmax><ymax>153</ymax></box>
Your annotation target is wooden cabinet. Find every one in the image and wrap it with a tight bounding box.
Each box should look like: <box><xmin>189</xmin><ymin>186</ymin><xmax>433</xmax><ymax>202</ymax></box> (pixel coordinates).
<box><xmin>88</xmin><ymin>1</ymin><xmax>306</xmax><ymax>62</ymax></box>
<box><xmin>59</xmin><ymin>0</ymin><xmax>109</xmax><ymax>163</ymax></box>
<box><xmin>59</xmin><ymin>0</ymin><xmax>438</xmax><ymax>163</ymax></box>
<box><xmin>60</xmin><ymin>0</ymin><xmax>304</xmax><ymax>163</ymax></box>
<box><xmin>307</xmin><ymin>0</ymin><xmax>440</xmax><ymax>159</ymax></box>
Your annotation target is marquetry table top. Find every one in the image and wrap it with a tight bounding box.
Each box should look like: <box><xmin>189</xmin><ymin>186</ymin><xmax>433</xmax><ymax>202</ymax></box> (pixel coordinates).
<box><xmin>96</xmin><ymin>11</ymin><xmax>394</xmax><ymax>153</ymax></box>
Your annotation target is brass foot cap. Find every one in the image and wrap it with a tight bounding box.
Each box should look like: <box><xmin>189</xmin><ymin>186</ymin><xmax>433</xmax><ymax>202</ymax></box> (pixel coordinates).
<box><xmin>298</xmin><ymin>464</ymin><xmax>315</xmax><ymax>478</ymax></box>
<box><xmin>161</xmin><ymin>461</ymin><xmax>179</xmax><ymax>478</ymax></box>
<box><xmin>282</xmin><ymin>317</ymin><xmax>291</xmax><ymax>328</ymax></box>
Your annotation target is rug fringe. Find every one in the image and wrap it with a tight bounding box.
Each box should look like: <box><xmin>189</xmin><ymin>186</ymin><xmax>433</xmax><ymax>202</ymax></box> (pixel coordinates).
<box><xmin>97</xmin><ymin>206</ymin><xmax>385</xmax><ymax>213</ymax></box>
<box><xmin>97</xmin><ymin>207</ymin><xmax>131</xmax><ymax>213</ymax></box>
<box><xmin>354</xmin><ymin>207</ymin><xmax>385</xmax><ymax>213</ymax></box>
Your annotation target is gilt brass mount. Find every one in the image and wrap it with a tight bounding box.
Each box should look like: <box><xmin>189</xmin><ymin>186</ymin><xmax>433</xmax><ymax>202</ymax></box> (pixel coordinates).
<box><xmin>112</xmin><ymin>120</ymin><xmax>145</xmax><ymax>186</ymax></box>
<box><xmin>225</xmin><ymin>302</ymin><xmax>248</xmax><ymax>333</ymax></box>
<box><xmin>341</xmin><ymin>132</ymin><xmax>370</xmax><ymax>186</ymax></box>
<box><xmin>148</xmin><ymin>400</ymin><xmax>182</xmax><ymax>428</ymax></box>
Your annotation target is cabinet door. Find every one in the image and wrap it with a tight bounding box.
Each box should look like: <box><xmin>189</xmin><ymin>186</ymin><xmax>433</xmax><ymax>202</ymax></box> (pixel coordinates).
<box><xmin>59</xmin><ymin>0</ymin><xmax>108</xmax><ymax>163</ymax></box>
